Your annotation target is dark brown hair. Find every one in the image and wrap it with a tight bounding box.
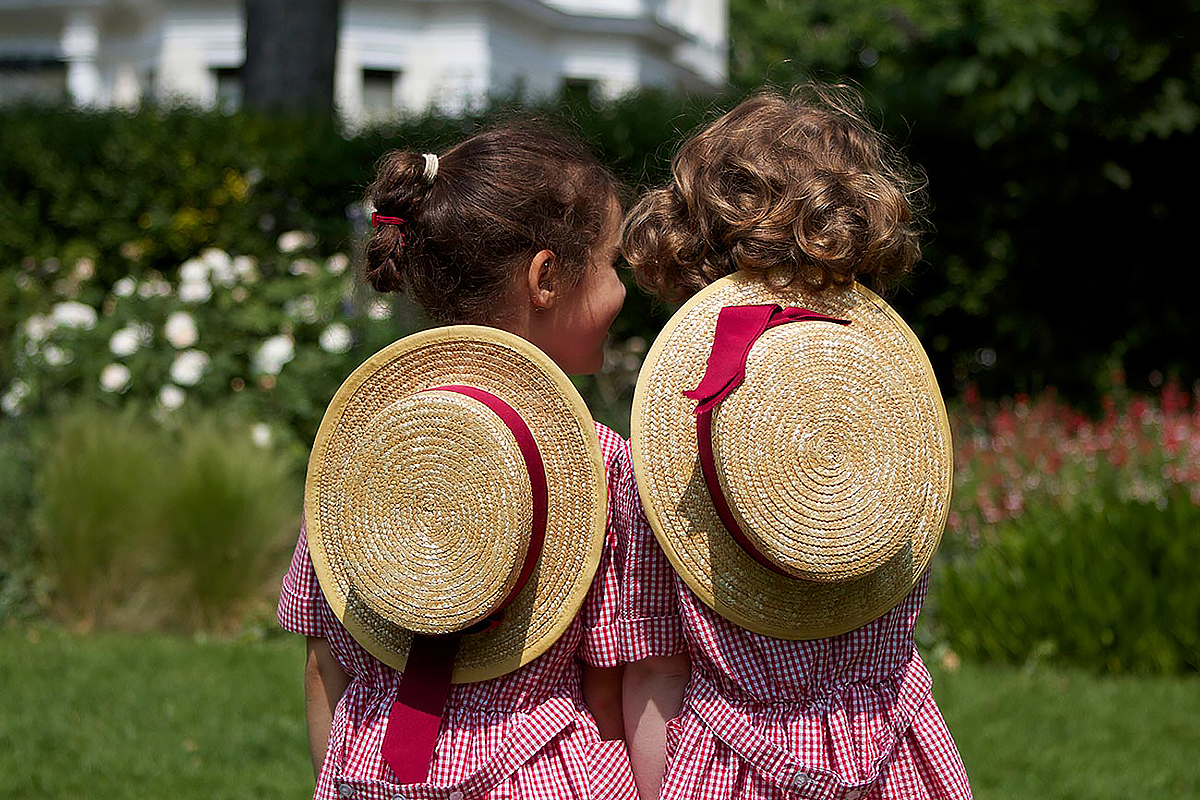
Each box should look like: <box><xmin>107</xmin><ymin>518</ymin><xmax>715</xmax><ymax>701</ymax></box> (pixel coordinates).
<box><xmin>364</xmin><ymin>122</ymin><xmax>618</xmax><ymax>323</ymax></box>
<box><xmin>621</xmin><ymin>83</ymin><xmax>927</xmax><ymax>302</ymax></box>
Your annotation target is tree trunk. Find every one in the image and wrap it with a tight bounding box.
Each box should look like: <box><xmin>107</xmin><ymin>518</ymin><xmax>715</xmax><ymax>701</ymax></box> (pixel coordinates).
<box><xmin>242</xmin><ymin>0</ymin><xmax>341</xmax><ymax>114</ymax></box>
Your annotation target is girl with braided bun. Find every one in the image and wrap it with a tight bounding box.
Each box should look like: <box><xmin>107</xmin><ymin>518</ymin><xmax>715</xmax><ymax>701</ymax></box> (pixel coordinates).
<box><xmin>278</xmin><ymin>122</ymin><xmax>641</xmax><ymax>800</ymax></box>
<box><xmin>616</xmin><ymin>84</ymin><xmax>973</xmax><ymax>800</ymax></box>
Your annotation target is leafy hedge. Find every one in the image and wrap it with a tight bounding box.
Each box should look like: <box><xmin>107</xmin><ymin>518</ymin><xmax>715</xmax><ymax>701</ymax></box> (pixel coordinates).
<box><xmin>3</xmin><ymin>64</ymin><xmax>1198</xmax><ymax>412</ymax></box>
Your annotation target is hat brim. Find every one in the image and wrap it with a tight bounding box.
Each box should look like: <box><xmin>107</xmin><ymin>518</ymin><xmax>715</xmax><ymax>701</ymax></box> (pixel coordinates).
<box><xmin>630</xmin><ymin>273</ymin><xmax>952</xmax><ymax>640</ymax></box>
<box><xmin>305</xmin><ymin>325</ymin><xmax>606</xmax><ymax>682</ymax></box>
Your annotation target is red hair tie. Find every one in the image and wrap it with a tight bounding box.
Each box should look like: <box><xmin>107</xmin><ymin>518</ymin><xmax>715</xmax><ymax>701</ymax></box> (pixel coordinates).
<box><xmin>371</xmin><ymin>212</ymin><xmax>405</xmax><ymax>228</ymax></box>
<box><xmin>371</xmin><ymin>212</ymin><xmax>406</xmax><ymax>248</ymax></box>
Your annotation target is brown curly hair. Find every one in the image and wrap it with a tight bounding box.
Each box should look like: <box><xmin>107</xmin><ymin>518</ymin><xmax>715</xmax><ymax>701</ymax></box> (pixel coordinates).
<box><xmin>621</xmin><ymin>83</ymin><xmax>927</xmax><ymax>303</ymax></box>
<box><xmin>364</xmin><ymin>122</ymin><xmax>618</xmax><ymax>323</ymax></box>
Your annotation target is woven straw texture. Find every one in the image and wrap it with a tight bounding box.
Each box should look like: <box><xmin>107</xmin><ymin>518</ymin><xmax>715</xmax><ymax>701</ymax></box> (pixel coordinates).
<box><xmin>631</xmin><ymin>273</ymin><xmax>952</xmax><ymax>640</ymax></box>
<box><xmin>306</xmin><ymin>326</ymin><xmax>606</xmax><ymax>682</ymax></box>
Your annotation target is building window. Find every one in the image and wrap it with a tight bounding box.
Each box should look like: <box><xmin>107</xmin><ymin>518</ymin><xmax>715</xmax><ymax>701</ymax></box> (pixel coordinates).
<box><xmin>213</xmin><ymin>67</ymin><xmax>242</xmax><ymax>111</ymax></box>
<box><xmin>0</xmin><ymin>58</ymin><xmax>67</xmax><ymax>104</ymax></box>
<box><xmin>560</xmin><ymin>77</ymin><xmax>598</xmax><ymax>107</ymax></box>
<box><xmin>362</xmin><ymin>68</ymin><xmax>399</xmax><ymax>113</ymax></box>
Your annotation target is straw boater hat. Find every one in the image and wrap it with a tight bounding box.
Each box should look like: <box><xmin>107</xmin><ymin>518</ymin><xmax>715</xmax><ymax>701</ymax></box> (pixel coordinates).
<box><xmin>304</xmin><ymin>325</ymin><xmax>606</xmax><ymax>683</ymax></box>
<box><xmin>631</xmin><ymin>272</ymin><xmax>952</xmax><ymax>640</ymax></box>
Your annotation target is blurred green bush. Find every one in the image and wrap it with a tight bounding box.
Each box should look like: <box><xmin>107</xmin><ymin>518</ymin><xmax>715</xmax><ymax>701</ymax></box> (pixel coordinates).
<box><xmin>937</xmin><ymin>491</ymin><xmax>1200</xmax><ymax>674</ymax></box>
<box><xmin>934</xmin><ymin>387</ymin><xmax>1200</xmax><ymax>674</ymax></box>
<box><xmin>33</xmin><ymin>404</ymin><xmax>164</xmax><ymax>626</ymax></box>
<box><xmin>0</xmin><ymin>417</ymin><xmax>41</xmax><ymax>620</ymax></box>
<box><xmin>3</xmin><ymin>72</ymin><xmax>1197</xmax><ymax>416</ymax></box>
<box><xmin>29</xmin><ymin>404</ymin><xmax>300</xmax><ymax>631</ymax></box>
<box><xmin>0</xmin><ymin>95</ymin><xmax>714</xmax><ymax>439</ymax></box>
<box><xmin>158</xmin><ymin>414</ymin><xmax>299</xmax><ymax>629</ymax></box>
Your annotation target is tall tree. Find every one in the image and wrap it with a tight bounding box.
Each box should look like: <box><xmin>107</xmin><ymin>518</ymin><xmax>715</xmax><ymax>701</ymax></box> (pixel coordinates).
<box><xmin>243</xmin><ymin>0</ymin><xmax>341</xmax><ymax>114</ymax></box>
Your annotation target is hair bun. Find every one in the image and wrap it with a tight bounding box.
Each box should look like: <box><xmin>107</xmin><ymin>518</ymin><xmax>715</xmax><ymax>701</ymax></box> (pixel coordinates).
<box><xmin>363</xmin><ymin>152</ymin><xmax>436</xmax><ymax>294</ymax></box>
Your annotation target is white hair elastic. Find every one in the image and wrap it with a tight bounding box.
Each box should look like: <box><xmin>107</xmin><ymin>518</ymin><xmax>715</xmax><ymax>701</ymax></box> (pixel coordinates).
<box><xmin>421</xmin><ymin>153</ymin><xmax>439</xmax><ymax>183</ymax></box>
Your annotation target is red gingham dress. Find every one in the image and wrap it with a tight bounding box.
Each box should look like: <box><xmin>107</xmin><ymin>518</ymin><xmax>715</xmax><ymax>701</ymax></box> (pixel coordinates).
<box><xmin>613</xmin><ymin>447</ymin><xmax>973</xmax><ymax>800</ymax></box>
<box><xmin>278</xmin><ymin>423</ymin><xmax>638</xmax><ymax>800</ymax></box>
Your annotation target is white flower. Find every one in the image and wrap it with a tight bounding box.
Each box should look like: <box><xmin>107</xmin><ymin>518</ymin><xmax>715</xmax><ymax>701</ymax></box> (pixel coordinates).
<box><xmin>201</xmin><ymin>248</ymin><xmax>231</xmax><ymax>270</ymax></box>
<box><xmin>169</xmin><ymin>349</ymin><xmax>210</xmax><ymax>386</ymax></box>
<box><xmin>289</xmin><ymin>258</ymin><xmax>317</xmax><ymax>276</ymax></box>
<box><xmin>23</xmin><ymin>314</ymin><xmax>53</xmax><ymax>342</ymax></box>
<box><xmin>203</xmin><ymin>249</ymin><xmax>236</xmax><ymax>287</ymax></box>
<box><xmin>163</xmin><ymin>311</ymin><xmax>199</xmax><ymax>348</ymax></box>
<box><xmin>43</xmin><ymin>344</ymin><xmax>73</xmax><ymax>366</ymax></box>
<box><xmin>158</xmin><ymin>384</ymin><xmax>186</xmax><ymax>410</ymax></box>
<box><xmin>113</xmin><ymin>276</ymin><xmax>137</xmax><ymax>298</ymax></box>
<box><xmin>366</xmin><ymin>299</ymin><xmax>392</xmax><ymax>320</ymax></box>
<box><xmin>211</xmin><ymin>263</ymin><xmax>236</xmax><ymax>287</ymax></box>
<box><xmin>326</xmin><ymin>253</ymin><xmax>350</xmax><ymax>275</ymax></box>
<box><xmin>179</xmin><ymin>258</ymin><xmax>209</xmax><ymax>284</ymax></box>
<box><xmin>73</xmin><ymin>257</ymin><xmax>96</xmax><ymax>281</ymax></box>
<box><xmin>253</xmin><ymin>335</ymin><xmax>295</xmax><ymax>375</ymax></box>
<box><xmin>179</xmin><ymin>279</ymin><xmax>212</xmax><ymax>304</ymax></box>
<box><xmin>250</xmin><ymin>423</ymin><xmax>272</xmax><ymax>448</ymax></box>
<box><xmin>99</xmin><ymin>363</ymin><xmax>132</xmax><ymax>393</ymax></box>
<box><xmin>278</xmin><ymin>230</ymin><xmax>316</xmax><ymax>253</ymax></box>
<box><xmin>108</xmin><ymin>324</ymin><xmax>145</xmax><ymax>357</ymax></box>
<box><xmin>1</xmin><ymin>380</ymin><xmax>29</xmax><ymax>415</ymax></box>
<box><xmin>285</xmin><ymin>294</ymin><xmax>318</xmax><ymax>323</ymax></box>
<box><xmin>138</xmin><ymin>277</ymin><xmax>172</xmax><ymax>298</ymax></box>
<box><xmin>232</xmin><ymin>255</ymin><xmax>259</xmax><ymax>283</ymax></box>
<box><xmin>319</xmin><ymin>322</ymin><xmax>353</xmax><ymax>354</ymax></box>
<box><xmin>50</xmin><ymin>301</ymin><xmax>98</xmax><ymax>330</ymax></box>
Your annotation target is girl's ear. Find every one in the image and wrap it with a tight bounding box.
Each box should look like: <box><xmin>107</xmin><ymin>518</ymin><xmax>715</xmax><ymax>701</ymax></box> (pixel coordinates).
<box><xmin>526</xmin><ymin>249</ymin><xmax>558</xmax><ymax>311</ymax></box>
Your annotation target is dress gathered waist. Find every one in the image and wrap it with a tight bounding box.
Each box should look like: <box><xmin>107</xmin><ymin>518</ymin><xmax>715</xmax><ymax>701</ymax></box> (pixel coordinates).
<box><xmin>684</xmin><ymin>649</ymin><xmax>933</xmax><ymax>796</ymax></box>
<box><xmin>331</xmin><ymin>689</ymin><xmax>585</xmax><ymax>799</ymax></box>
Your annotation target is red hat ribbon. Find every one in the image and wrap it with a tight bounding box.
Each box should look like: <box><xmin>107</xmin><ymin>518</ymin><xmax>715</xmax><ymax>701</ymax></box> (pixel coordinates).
<box><xmin>683</xmin><ymin>304</ymin><xmax>850</xmax><ymax>575</ymax></box>
<box><xmin>379</xmin><ymin>385</ymin><xmax>548</xmax><ymax>784</ymax></box>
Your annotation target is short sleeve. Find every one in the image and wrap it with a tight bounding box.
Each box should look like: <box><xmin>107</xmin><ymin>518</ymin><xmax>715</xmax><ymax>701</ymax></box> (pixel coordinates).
<box><xmin>276</xmin><ymin>518</ymin><xmax>329</xmax><ymax>637</ymax></box>
<box><xmin>583</xmin><ymin>431</ymin><xmax>686</xmax><ymax>662</ymax></box>
<box><xmin>610</xmin><ymin>441</ymin><xmax>686</xmax><ymax>663</ymax></box>
<box><xmin>578</xmin><ymin>424</ymin><xmax>628</xmax><ymax>667</ymax></box>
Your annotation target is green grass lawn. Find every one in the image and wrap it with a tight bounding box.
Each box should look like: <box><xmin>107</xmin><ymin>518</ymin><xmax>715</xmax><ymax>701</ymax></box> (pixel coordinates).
<box><xmin>2</xmin><ymin>626</ymin><xmax>1197</xmax><ymax>799</ymax></box>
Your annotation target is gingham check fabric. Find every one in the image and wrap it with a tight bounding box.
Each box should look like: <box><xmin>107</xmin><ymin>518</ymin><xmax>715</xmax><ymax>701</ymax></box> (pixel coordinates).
<box><xmin>278</xmin><ymin>423</ymin><xmax>637</xmax><ymax>800</ymax></box>
<box><xmin>617</xmin><ymin>470</ymin><xmax>973</xmax><ymax>800</ymax></box>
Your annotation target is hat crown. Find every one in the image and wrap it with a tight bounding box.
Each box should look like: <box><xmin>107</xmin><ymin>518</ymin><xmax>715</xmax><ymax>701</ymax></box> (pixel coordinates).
<box><xmin>339</xmin><ymin>389</ymin><xmax>534</xmax><ymax>635</ymax></box>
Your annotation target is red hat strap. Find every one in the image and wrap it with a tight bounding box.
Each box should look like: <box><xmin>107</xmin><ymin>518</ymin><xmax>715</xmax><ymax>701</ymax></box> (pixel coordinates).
<box><xmin>381</xmin><ymin>385</ymin><xmax>548</xmax><ymax>784</ymax></box>
<box><xmin>684</xmin><ymin>304</ymin><xmax>850</xmax><ymax>576</ymax></box>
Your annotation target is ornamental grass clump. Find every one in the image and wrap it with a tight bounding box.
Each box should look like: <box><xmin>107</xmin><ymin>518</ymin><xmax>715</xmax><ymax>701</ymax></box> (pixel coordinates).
<box><xmin>937</xmin><ymin>384</ymin><xmax>1200</xmax><ymax>674</ymax></box>
<box><xmin>157</xmin><ymin>415</ymin><xmax>298</xmax><ymax>630</ymax></box>
<box><xmin>32</xmin><ymin>404</ymin><xmax>300</xmax><ymax>631</ymax></box>
<box><xmin>33</xmin><ymin>404</ymin><xmax>163</xmax><ymax>628</ymax></box>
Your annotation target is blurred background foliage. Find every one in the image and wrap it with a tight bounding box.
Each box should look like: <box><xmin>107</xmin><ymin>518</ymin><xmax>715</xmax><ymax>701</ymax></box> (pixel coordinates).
<box><xmin>2</xmin><ymin>0</ymin><xmax>1198</xmax><ymax>673</ymax></box>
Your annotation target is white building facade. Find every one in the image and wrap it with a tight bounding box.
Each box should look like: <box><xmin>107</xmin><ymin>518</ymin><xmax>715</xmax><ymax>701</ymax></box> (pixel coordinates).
<box><xmin>0</xmin><ymin>0</ymin><xmax>726</xmax><ymax>117</ymax></box>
